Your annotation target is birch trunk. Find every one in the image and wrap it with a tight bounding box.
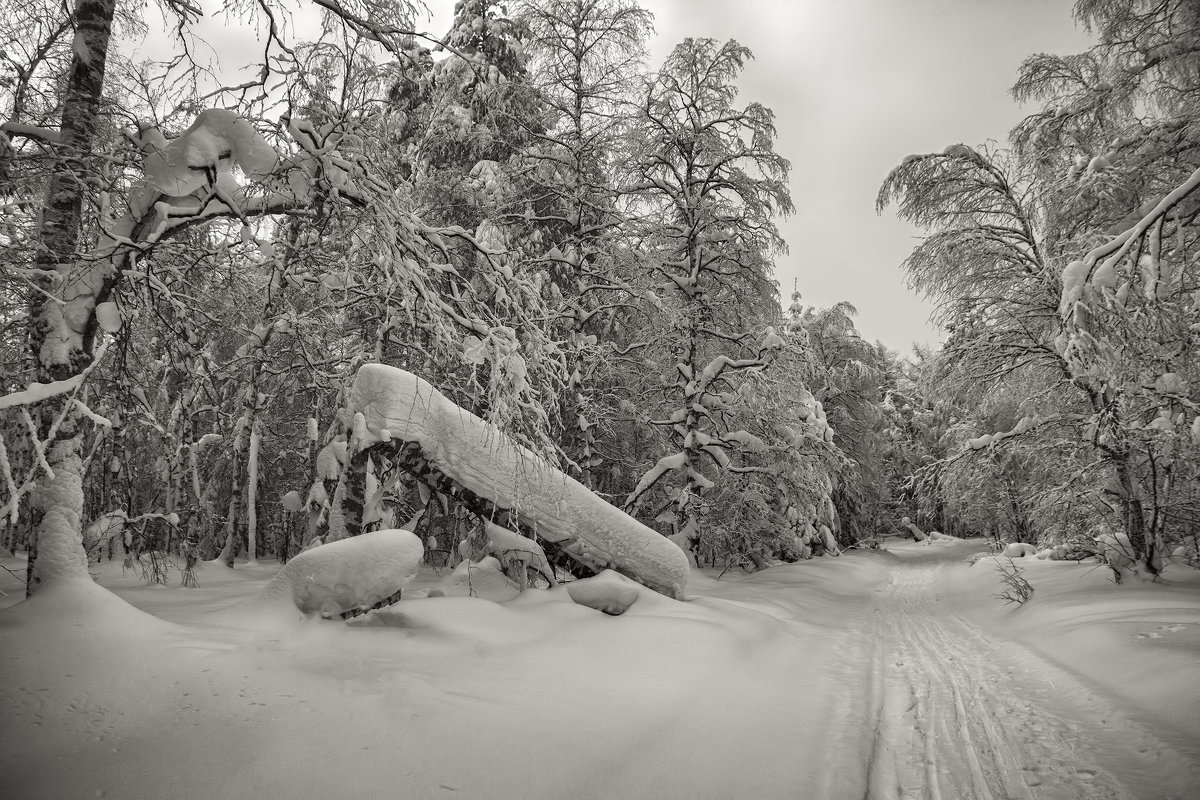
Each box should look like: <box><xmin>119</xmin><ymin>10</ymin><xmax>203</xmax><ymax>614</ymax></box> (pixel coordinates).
<box><xmin>25</xmin><ymin>0</ymin><xmax>117</xmax><ymax>591</ymax></box>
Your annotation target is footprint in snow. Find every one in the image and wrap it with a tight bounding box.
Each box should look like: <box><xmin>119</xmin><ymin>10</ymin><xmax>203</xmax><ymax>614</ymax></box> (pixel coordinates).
<box><xmin>1134</xmin><ymin>623</ymin><xmax>1188</xmax><ymax>638</ymax></box>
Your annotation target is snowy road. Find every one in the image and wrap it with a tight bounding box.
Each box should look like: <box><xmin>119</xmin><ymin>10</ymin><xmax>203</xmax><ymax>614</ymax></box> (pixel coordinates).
<box><xmin>800</xmin><ymin>549</ymin><xmax>1199</xmax><ymax>800</ymax></box>
<box><xmin>4</xmin><ymin>542</ymin><xmax>1199</xmax><ymax>800</ymax></box>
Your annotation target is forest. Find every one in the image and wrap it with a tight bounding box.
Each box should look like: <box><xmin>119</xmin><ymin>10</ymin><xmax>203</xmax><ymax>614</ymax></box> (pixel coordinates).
<box><xmin>3</xmin><ymin>1</ymin><xmax>1200</xmax><ymax>798</ymax></box>
<box><xmin>1</xmin><ymin>0</ymin><xmax>1198</xmax><ymax>598</ymax></box>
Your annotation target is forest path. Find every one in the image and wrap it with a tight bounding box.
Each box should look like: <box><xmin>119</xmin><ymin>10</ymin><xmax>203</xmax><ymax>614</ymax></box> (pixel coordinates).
<box><xmin>809</xmin><ymin>547</ymin><xmax>1196</xmax><ymax>800</ymax></box>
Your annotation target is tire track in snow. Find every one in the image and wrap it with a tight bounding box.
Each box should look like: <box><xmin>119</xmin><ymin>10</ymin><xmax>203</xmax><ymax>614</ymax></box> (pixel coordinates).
<box><xmin>855</xmin><ymin>562</ymin><xmax>1195</xmax><ymax>800</ymax></box>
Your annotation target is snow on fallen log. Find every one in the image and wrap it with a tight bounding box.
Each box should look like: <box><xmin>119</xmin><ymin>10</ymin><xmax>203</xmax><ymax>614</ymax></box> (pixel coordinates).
<box><xmin>261</xmin><ymin>528</ymin><xmax>423</xmax><ymax>616</ymax></box>
<box><xmin>349</xmin><ymin>363</ymin><xmax>690</xmax><ymax>599</ymax></box>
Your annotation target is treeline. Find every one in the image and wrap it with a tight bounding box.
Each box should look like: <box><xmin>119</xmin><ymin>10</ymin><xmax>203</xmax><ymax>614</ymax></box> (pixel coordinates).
<box><xmin>1</xmin><ymin>0</ymin><xmax>918</xmax><ymax>590</ymax></box>
<box><xmin>1</xmin><ymin>0</ymin><xmax>1195</xmax><ymax>592</ymax></box>
<box><xmin>881</xmin><ymin>0</ymin><xmax>1200</xmax><ymax>571</ymax></box>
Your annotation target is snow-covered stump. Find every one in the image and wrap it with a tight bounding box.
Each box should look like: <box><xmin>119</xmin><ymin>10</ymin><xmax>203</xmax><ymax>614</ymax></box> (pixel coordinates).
<box><xmin>900</xmin><ymin>516</ymin><xmax>928</xmax><ymax>542</ymax></box>
<box><xmin>261</xmin><ymin>528</ymin><xmax>423</xmax><ymax>617</ymax></box>
<box><xmin>347</xmin><ymin>364</ymin><xmax>690</xmax><ymax>599</ymax></box>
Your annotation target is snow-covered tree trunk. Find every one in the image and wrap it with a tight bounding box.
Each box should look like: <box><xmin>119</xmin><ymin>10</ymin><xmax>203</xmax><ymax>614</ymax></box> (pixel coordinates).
<box><xmin>246</xmin><ymin>421</ymin><xmax>261</xmax><ymax>564</ymax></box>
<box><xmin>219</xmin><ymin>427</ymin><xmax>247</xmax><ymax>567</ymax></box>
<box><xmin>24</xmin><ymin>0</ymin><xmax>117</xmax><ymax>591</ymax></box>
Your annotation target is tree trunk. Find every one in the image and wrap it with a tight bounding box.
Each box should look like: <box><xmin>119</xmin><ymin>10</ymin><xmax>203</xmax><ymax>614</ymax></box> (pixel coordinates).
<box><xmin>246</xmin><ymin>422</ymin><xmax>260</xmax><ymax>563</ymax></box>
<box><xmin>29</xmin><ymin>416</ymin><xmax>89</xmax><ymax>590</ymax></box>
<box><xmin>25</xmin><ymin>0</ymin><xmax>118</xmax><ymax>592</ymax></box>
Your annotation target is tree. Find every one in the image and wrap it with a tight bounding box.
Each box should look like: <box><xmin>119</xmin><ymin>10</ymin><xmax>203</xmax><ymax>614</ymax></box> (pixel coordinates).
<box><xmin>623</xmin><ymin>38</ymin><xmax>793</xmax><ymax>542</ymax></box>
<box><xmin>0</xmin><ymin>0</ymin><xmax>569</xmax><ymax>593</ymax></box>
<box><xmin>878</xmin><ymin>0</ymin><xmax>1200</xmax><ymax>570</ymax></box>
<box><xmin>517</xmin><ymin>0</ymin><xmax>653</xmax><ymax>486</ymax></box>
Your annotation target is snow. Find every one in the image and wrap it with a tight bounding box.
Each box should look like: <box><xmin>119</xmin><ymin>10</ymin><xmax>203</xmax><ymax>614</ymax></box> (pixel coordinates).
<box><xmin>142</xmin><ymin>109</ymin><xmax>280</xmax><ymax>197</ymax></box>
<box><xmin>1</xmin><ymin>541</ymin><xmax>1197</xmax><ymax>798</ymax></box>
<box><xmin>427</xmin><ymin>555</ymin><xmax>520</xmax><ymax>601</ymax></box>
<box><xmin>29</xmin><ymin>438</ymin><xmax>88</xmax><ymax>583</ymax></box>
<box><xmin>1002</xmin><ymin>542</ymin><xmax>1039</xmax><ymax>558</ymax></box>
<box><xmin>567</xmin><ymin>569</ymin><xmax>644</xmax><ymax>615</ymax></box>
<box><xmin>281</xmin><ymin>490</ymin><xmax>304</xmax><ymax>512</ymax></box>
<box><xmin>349</xmin><ymin>364</ymin><xmax>690</xmax><ymax>598</ymax></box>
<box><xmin>94</xmin><ymin>300</ymin><xmax>121</xmax><ymax>333</ymax></box>
<box><xmin>260</xmin><ymin>528</ymin><xmax>423</xmax><ymax>616</ymax></box>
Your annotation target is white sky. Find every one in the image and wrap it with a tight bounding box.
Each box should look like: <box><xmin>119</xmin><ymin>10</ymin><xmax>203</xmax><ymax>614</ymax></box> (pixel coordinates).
<box><xmin>137</xmin><ymin>0</ymin><xmax>1095</xmax><ymax>354</ymax></box>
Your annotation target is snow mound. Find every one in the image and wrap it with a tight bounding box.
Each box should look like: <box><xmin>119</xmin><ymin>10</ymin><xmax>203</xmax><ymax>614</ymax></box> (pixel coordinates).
<box><xmin>567</xmin><ymin>570</ymin><xmax>643</xmax><ymax>616</ymax></box>
<box><xmin>262</xmin><ymin>528</ymin><xmax>422</xmax><ymax>616</ymax></box>
<box><xmin>427</xmin><ymin>556</ymin><xmax>520</xmax><ymax>601</ymax></box>
<box><xmin>1002</xmin><ymin>542</ymin><xmax>1039</xmax><ymax>558</ymax></box>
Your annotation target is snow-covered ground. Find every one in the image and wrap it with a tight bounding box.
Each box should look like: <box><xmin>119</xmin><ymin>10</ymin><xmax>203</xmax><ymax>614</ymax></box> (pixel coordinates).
<box><xmin>1</xmin><ymin>539</ymin><xmax>1197</xmax><ymax>799</ymax></box>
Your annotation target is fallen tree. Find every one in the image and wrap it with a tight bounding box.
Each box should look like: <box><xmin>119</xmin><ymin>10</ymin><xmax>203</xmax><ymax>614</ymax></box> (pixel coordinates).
<box><xmin>338</xmin><ymin>364</ymin><xmax>690</xmax><ymax>599</ymax></box>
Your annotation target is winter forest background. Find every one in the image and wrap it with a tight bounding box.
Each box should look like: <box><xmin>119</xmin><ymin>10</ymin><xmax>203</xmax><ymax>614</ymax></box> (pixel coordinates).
<box><xmin>3</xmin><ymin>0</ymin><xmax>1200</xmax><ymax>798</ymax></box>
<box><xmin>2</xmin><ymin>0</ymin><xmax>1197</xmax><ymax>590</ymax></box>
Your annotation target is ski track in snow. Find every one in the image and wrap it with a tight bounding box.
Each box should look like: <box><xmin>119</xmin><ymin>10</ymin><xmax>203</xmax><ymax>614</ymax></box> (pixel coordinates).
<box><xmin>823</xmin><ymin>559</ymin><xmax>1198</xmax><ymax>800</ymax></box>
<box><xmin>3</xmin><ymin>547</ymin><xmax>1198</xmax><ymax>799</ymax></box>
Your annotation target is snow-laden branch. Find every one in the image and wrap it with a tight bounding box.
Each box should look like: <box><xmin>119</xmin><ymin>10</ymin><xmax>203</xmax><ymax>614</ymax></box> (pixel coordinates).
<box><xmin>0</xmin><ymin>338</ymin><xmax>111</xmax><ymax>411</ymax></box>
<box><xmin>1</xmin><ymin>121</ymin><xmax>62</xmax><ymax>144</ymax></box>
<box><xmin>1060</xmin><ymin>165</ymin><xmax>1200</xmax><ymax>314</ymax></box>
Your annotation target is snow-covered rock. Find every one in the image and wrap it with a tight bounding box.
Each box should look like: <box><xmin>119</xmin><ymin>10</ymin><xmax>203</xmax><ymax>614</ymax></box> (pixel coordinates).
<box><xmin>348</xmin><ymin>364</ymin><xmax>690</xmax><ymax>598</ymax></box>
<box><xmin>567</xmin><ymin>570</ymin><xmax>643</xmax><ymax>616</ymax></box>
<box><xmin>1002</xmin><ymin>542</ymin><xmax>1039</xmax><ymax>559</ymax></box>
<box><xmin>261</xmin><ymin>528</ymin><xmax>422</xmax><ymax>616</ymax></box>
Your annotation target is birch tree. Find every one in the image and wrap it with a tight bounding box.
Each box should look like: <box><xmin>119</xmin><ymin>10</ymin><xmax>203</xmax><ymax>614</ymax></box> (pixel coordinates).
<box><xmin>623</xmin><ymin>38</ymin><xmax>793</xmax><ymax>541</ymax></box>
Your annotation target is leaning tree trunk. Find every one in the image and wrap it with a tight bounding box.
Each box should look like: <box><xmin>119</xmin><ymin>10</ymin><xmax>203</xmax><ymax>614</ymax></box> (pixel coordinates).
<box><xmin>25</xmin><ymin>0</ymin><xmax>118</xmax><ymax>593</ymax></box>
